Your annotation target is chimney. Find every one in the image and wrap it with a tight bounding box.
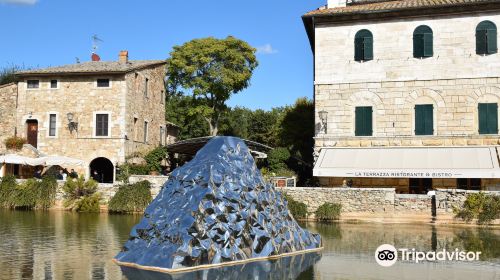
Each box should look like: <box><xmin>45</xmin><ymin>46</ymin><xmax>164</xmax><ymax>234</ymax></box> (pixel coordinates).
<box><xmin>91</xmin><ymin>53</ymin><xmax>101</xmax><ymax>62</ymax></box>
<box><xmin>328</xmin><ymin>0</ymin><xmax>347</xmax><ymax>8</ymax></box>
<box><xmin>119</xmin><ymin>50</ymin><xmax>129</xmax><ymax>63</ymax></box>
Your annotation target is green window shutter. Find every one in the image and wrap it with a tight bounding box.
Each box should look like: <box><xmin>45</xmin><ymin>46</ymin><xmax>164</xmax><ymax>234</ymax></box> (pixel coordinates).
<box><xmin>363</xmin><ymin>37</ymin><xmax>373</xmax><ymax>61</ymax></box>
<box><xmin>487</xmin><ymin>103</ymin><xmax>498</xmax><ymax>134</ymax></box>
<box><xmin>423</xmin><ymin>33</ymin><xmax>433</xmax><ymax>57</ymax></box>
<box><xmin>478</xmin><ymin>103</ymin><xmax>497</xmax><ymax>134</ymax></box>
<box><xmin>415</xmin><ymin>105</ymin><xmax>433</xmax><ymax>135</ymax></box>
<box><xmin>487</xmin><ymin>28</ymin><xmax>498</xmax><ymax>54</ymax></box>
<box><xmin>477</xmin><ymin>29</ymin><xmax>488</xmax><ymax>55</ymax></box>
<box><xmin>355</xmin><ymin>107</ymin><xmax>372</xmax><ymax>136</ymax></box>
<box><xmin>423</xmin><ymin>105</ymin><xmax>434</xmax><ymax>134</ymax></box>
<box><xmin>479</xmin><ymin>103</ymin><xmax>488</xmax><ymax>134</ymax></box>
<box><xmin>354</xmin><ymin>37</ymin><xmax>363</xmax><ymax>61</ymax></box>
<box><xmin>413</xmin><ymin>34</ymin><xmax>424</xmax><ymax>58</ymax></box>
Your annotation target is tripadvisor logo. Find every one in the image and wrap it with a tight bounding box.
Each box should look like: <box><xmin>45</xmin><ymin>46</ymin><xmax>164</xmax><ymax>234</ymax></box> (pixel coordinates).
<box><xmin>375</xmin><ymin>244</ymin><xmax>482</xmax><ymax>267</ymax></box>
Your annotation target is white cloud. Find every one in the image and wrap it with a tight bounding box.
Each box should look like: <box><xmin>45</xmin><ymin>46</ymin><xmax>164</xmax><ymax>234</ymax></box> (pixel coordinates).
<box><xmin>256</xmin><ymin>44</ymin><xmax>278</xmax><ymax>55</ymax></box>
<box><xmin>0</xmin><ymin>0</ymin><xmax>38</xmax><ymax>5</ymax></box>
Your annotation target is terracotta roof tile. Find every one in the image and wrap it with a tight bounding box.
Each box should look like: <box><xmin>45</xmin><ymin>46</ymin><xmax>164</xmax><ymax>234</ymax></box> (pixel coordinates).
<box><xmin>304</xmin><ymin>0</ymin><xmax>499</xmax><ymax>17</ymax></box>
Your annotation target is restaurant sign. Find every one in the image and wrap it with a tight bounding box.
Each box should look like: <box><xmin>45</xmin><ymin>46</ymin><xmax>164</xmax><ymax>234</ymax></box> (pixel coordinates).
<box><xmin>347</xmin><ymin>170</ymin><xmax>457</xmax><ymax>178</ymax></box>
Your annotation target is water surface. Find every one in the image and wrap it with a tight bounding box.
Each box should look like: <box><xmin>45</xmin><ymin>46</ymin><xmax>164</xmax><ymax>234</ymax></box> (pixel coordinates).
<box><xmin>0</xmin><ymin>210</ymin><xmax>498</xmax><ymax>280</ymax></box>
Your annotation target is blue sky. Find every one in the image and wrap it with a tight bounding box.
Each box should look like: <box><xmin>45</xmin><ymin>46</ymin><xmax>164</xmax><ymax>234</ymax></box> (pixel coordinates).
<box><xmin>0</xmin><ymin>0</ymin><xmax>325</xmax><ymax>110</ymax></box>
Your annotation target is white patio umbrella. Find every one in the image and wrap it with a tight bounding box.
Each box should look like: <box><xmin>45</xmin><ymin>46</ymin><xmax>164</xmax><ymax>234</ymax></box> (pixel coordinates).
<box><xmin>0</xmin><ymin>154</ymin><xmax>45</xmax><ymax>166</ymax></box>
<box><xmin>37</xmin><ymin>156</ymin><xmax>84</xmax><ymax>167</ymax></box>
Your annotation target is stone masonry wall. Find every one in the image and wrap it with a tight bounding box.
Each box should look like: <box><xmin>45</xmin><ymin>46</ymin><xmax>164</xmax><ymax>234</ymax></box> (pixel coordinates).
<box><xmin>394</xmin><ymin>194</ymin><xmax>432</xmax><ymax>213</ymax></box>
<box><xmin>315</xmin><ymin>13</ymin><xmax>500</xmax><ymax>85</ymax></box>
<box><xmin>124</xmin><ymin>64</ymin><xmax>167</xmax><ymax>157</ymax></box>
<box><xmin>435</xmin><ymin>189</ymin><xmax>500</xmax><ymax>214</ymax></box>
<box><xmin>281</xmin><ymin>187</ymin><xmax>395</xmax><ymax>213</ymax></box>
<box><xmin>0</xmin><ymin>83</ymin><xmax>17</xmax><ymax>152</ymax></box>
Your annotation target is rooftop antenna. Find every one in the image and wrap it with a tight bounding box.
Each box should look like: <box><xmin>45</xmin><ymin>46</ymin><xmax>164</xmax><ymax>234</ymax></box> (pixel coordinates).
<box><xmin>92</xmin><ymin>34</ymin><xmax>104</xmax><ymax>53</ymax></box>
<box><xmin>91</xmin><ymin>35</ymin><xmax>103</xmax><ymax>62</ymax></box>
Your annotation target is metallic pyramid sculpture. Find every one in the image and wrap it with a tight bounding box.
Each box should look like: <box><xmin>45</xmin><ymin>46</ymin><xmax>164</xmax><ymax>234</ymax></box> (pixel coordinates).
<box><xmin>114</xmin><ymin>137</ymin><xmax>321</xmax><ymax>272</ymax></box>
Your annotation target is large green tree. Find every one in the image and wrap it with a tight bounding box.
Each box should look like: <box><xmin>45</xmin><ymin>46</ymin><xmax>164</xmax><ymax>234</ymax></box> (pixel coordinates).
<box><xmin>165</xmin><ymin>95</ymin><xmax>209</xmax><ymax>140</ymax></box>
<box><xmin>165</xmin><ymin>36</ymin><xmax>258</xmax><ymax>136</ymax></box>
<box><xmin>279</xmin><ymin>98</ymin><xmax>315</xmax><ymax>182</ymax></box>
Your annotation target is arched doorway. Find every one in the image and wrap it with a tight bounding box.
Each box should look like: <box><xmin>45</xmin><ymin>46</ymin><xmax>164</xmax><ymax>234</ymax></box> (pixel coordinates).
<box><xmin>89</xmin><ymin>157</ymin><xmax>114</xmax><ymax>183</ymax></box>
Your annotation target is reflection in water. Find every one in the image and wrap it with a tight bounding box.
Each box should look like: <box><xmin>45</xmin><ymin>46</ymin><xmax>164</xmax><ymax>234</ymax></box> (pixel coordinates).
<box><xmin>0</xmin><ymin>210</ymin><xmax>498</xmax><ymax>280</ymax></box>
<box><xmin>120</xmin><ymin>253</ymin><xmax>321</xmax><ymax>280</ymax></box>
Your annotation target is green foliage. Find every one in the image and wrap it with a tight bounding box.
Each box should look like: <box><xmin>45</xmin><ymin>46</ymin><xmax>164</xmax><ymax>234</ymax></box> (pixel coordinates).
<box><xmin>4</xmin><ymin>136</ymin><xmax>27</xmax><ymax>150</ymax></box>
<box><xmin>246</xmin><ymin>108</ymin><xmax>285</xmax><ymax>147</ymax></box>
<box><xmin>0</xmin><ymin>64</ymin><xmax>23</xmax><ymax>85</ymax></box>
<box><xmin>454</xmin><ymin>193</ymin><xmax>500</xmax><ymax>224</ymax></box>
<box><xmin>315</xmin><ymin>203</ymin><xmax>342</xmax><ymax>221</ymax></box>
<box><xmin>0</xmin><ymin>175</ymin><xmax>17</xmax><ymax>208</ymax></box>
<box><xmin>0</xmin><ymin>176</ymin><xmax>56</xmax><ymax>210</ymax></box>
<box><xmin>284</xmin><ymin>194</ymin><xmax>308</xmax><ymax>219</ymax></box>
<box><xmin>109</xmin><ymin>180</ymin><xmax>152</xmax><ymax>213</ymax></box>
<box><xmin>36</xmin><ymin>176</ymin><xmax>58</xmax><ymax>209</ymax></box>
<box><xmin>272</xmin><ymin>168</ymin><xmax>297</xmax><ymax>178</ymax></box>
<box><xmin>166</xmin><ymin>36</ymin><xmax>258</xmax><ymax>136</ymax></box>
<box><xmin>145</xmin><ymin>146</ymin><xmax>168</xmax><ymax>173</ymax></box>
<box><xmin>62</xmin><ymin>177</ymin><xmax>99</xmax><ymax>212</ymax></box>
<box><xmin>279</xmin><ymin>98</ymin><xmax>315</xmax><ymax>184</ymax></box>
<box><xmin>452</xmin><ymin>229</ymin><xmax>500</xmax><ymax>260</ymax></box>
<box><xmin>268</xmin><ymin>147</ymin><xmax>291</xmax><ymax>172</ymax></box>
<box><xmin>11</xmin><ymin>179</ymin><xmax>37</xmax><ymax>208</ymax></box>
<box><xmin>165</xmin><ymin>95</ymin><xmax>209</xmax><ymax>140</ymax></box>
<box><xmin>74</xmin><ymin>193</ymin><xmax>101</xmax><ymax>213</ymax></box>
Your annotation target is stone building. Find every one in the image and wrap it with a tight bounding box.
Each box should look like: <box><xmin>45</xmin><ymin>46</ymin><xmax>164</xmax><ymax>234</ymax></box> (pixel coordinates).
<box><xmin>0</xmin><ymin>83</ymin><xmax>18</xmax><ymax>151</ymax></box>
<box><xmin>1</xmin><ymin>51</ymin><xmax>174</xmax><ymax>183</ymax></box>
<box><xmin>304</xmin><ymin>0</ymin><xmax>500</xmax><ymax>192</ymax></box>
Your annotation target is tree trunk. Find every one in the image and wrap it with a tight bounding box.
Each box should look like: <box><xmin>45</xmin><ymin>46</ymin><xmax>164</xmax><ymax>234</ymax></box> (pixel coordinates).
<box><xmin>206</xmin><ymin>118</ymin><xmax>218</xmax><ymax>136</ymax></box>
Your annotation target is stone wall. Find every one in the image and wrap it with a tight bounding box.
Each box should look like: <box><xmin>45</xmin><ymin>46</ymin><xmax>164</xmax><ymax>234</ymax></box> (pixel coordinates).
<box><xmin>281</xmin><ymin>187</ymin><xmax>395</xmax><ymax>213</ymax></box>
<box><xmin>435</xmin><ymin>189</ymin><xmax>500</xmax><ymax>214</ymax></box>
<box><xmin>394</xmin><ymin>194</ymin><xmax>432</xmax><ymax>213</ymax></box>
<box><xmin>124</xmin><ymin>64</ymin><xmax>167</xmax><ymax>157</ymax></box>
<box><xmin>0</xmin><ymin>83</ymin><xmax>17</xmax><ymax>152</ymax></box>
<box><xmin>129</xmin><ymin>175</ymin><xmax>168</xmax><ymax>189</ymax></box>
<box><xmin>315</xmin><ymin>13</ymin><xmax>500</xmax><ymax>84</ymax></box>
<box><xmin>281</xmin><ymin>187</ymin><xmax>436</xmax><ymax>218</ymax></box>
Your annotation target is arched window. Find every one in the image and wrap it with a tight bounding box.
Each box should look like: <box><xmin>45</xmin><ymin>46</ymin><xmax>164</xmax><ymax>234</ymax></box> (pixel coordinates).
<box><xmin>476</xmin><ymin>21</ymin><xmax>497</xmax><ymax>55</ymax></box>
<box><xmin>354</xmin><ymin>29</ymin><xmax>373</xmax><ymax>62</ymax></box>
<box><xmin>413</xmin><ymin>25</ymin><xmax>433</xmax><ymax>58</ymax></box>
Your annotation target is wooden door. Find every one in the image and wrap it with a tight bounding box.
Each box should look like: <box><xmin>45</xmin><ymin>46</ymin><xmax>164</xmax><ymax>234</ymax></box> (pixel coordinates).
<box><xmin>26</xmin><ymin>120</ymin><xmax>38</xmax><ymax>148</ymax></box>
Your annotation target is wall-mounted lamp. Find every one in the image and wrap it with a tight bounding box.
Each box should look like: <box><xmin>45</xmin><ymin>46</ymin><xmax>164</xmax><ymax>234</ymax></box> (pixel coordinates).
<box><xmin>67</xmin><ymin>112</ymin><xmax>78</xmax><ymax>133</ymax></box>
<box><xmin>28</xmin><ymin>111</ymin><xmax>33</xmax><ymax>118</ymax></box>
<box><xmin>318</xmin><ymin>110</ymin><xmax>328</xmax><ymax>135</ymax></box>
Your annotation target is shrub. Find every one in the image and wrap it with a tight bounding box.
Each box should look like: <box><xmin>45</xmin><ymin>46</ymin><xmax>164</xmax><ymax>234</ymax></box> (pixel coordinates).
<box><xmin>272</xmin><ymin>168</ymin><xmax>296</xmax><ymax>178</ymax></box>
<box><xmin>73</xmin><ymin>193</ymin><xmax>101</xmax><ymax>213</ymax></box>
<box><xmin>315</xmin><ymin>202</ymin><xmax>342</xmax><ymax>221</ymax></box>
<box><xmin>4</xmin><ymin>136</ymin><xmax>26</xmax><ymax>150</ymax></box>
<box><xmin>0</xmin><ymin>175</ymin><xmax>17</xmax><ymax>207</ymax></box>
<box><xmin>267</xmin><ymin>147</ymin><xmax>290</xmax><ymax>172</ymax></box>
<box><xmin>454</xmin><ymin>193</ymin><xmax>500</xmax><ymax>225</ymax></box>
<box><xmin>284</xmin><ymin>194</ymin><xmax>308</xmax><ymax>219</ymax></box>
<box><xmin>63</xmin><ymin>177</ymin><xmax>99</xmax><ymax>212</ymax></box>
<box><xmin>0</xmin><ymin>176</ymin><xmax>57</xmax><ymax>210</ymax></box>
<box><xmin>11</xmin><ymin>179</ymin><xmax>37</xmax><ymax>208</ymax></box>
<box><xmin>144</xmin><ymin>146</ymin><xmax>168</xmax><ymax>173</ymax></box>
<box><xmin>109</xmin><ymin>180</ymin><xmax>152</xmax><ymax>213</ymax></box>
